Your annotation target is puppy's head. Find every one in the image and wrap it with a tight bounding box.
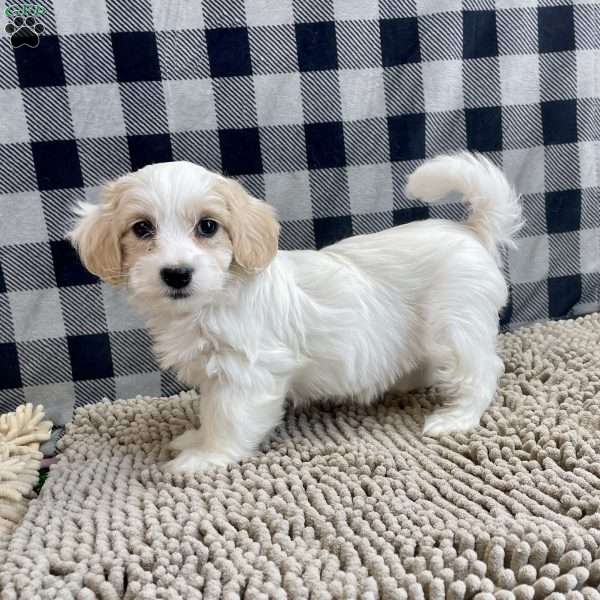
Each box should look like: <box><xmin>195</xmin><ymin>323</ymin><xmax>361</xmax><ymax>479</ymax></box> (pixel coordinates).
<box><xmin>68</xmin><ymin>161</ymin><xmax>279</xmax><ymax>307</ymax></box>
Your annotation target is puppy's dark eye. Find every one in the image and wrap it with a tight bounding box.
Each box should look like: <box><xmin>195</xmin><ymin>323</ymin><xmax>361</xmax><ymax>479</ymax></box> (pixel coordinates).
<box><xmin>197</xmin><ymin>219</ymin><xmax>219</xmax><ymax>237</ymax></box>
<box><xmin>132</xmin><ymin>220</ymin><xmax>155</xmax><ymax>239</ymax></box>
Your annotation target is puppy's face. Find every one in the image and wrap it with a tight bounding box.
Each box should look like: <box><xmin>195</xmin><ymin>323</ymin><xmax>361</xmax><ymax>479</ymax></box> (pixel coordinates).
<box><xmin>69</xmin><ymin>161</ymin><xmax>279</xmax><ymax>308</ymax></box>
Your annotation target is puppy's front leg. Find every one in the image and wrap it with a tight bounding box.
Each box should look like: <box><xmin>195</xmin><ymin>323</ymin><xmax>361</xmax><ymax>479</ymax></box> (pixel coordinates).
<box><xmin>164</xmin><ymin>379</ymin><xmax>285</xmax><ymax>474</ymax></box>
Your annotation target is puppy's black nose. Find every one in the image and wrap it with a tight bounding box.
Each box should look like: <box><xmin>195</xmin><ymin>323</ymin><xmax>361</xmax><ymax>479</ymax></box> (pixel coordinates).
<box><xmin>160</xmin><ymin>266</ymin><xmax>193</xmax><ymax>289</ymax></box>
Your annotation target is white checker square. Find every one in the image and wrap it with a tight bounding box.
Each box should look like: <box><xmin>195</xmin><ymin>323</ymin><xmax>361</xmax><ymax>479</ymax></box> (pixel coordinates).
<box><xmin>499</xmin><ymin>55</ymin><xmax>540</xmax><ymax>106</ymax></box>
<box><xmin>334</xmin><ymin>0</ymin><xmax>379</xmax><ymax>20</ymax></box>
<box><xmin>422</xmin><ymin>61</ymin><xmax>463</xmax><ymax>112</ymax></box>
<box><xmin>577</xmin><ymin>50</ymin><xmax>596</xmax><ymax>99</ymax></box>
<box><xmin>348</xmin><ymin>163</ymin><xmax>394</xmax><ymax>215</ymax></box>
<box><xmin>264</xmin><ymin>171</ymin><xmax>312</xmax><ymax>221</ymax></box>
<box><xmin>115</xmin><ymin>373</ymin><xmax>162</xmax><ymax>401</ymax></box>
<box><xmin>68</xmin><ymin>83</ymin><xmax>126</xmax><ymax>138</ymax></box>
<box><xmin>416</xmin><ymin>0</ymin><xmax>461</xmax><ymax>14</ymax></box>
<box><xmin>509</xmin><ymin>236</ymin><xmax>549</xmax><ymax>284</ymax></box>
<box><xmin>9</xmin><ymin>289</ymin><xmax>65</xmax><ymax>342</ymax></box>
<box><xmin>579</xmin><ymin>141</ymin><xmax>597</xmax><ymax>190</ymax></box>
<box><xmin>580</xmin><ymin>229</ymin><xmax>599</xmax><ymax>274</ymax></box>
<box><xmin>502</xmin><ymin>147</ymin><xmax>545</xmax><ymax>195</ymax></box>
<box><xmin>0</xmin><ymin>89</ymin><xmax>29</xmax><ymax>144</ymax></box>
<box><xmin>24</xmin><ymin>382</ymin><xmax>75</xmax><ymax>425</ymax></box>
<box><xmin>340</xmin><ymin>69</ymin><xmax>386</xmax><ymax>121</ymax></box>
<box><xmin>245</xmin><ymin>0</ymin><xmax>294</xmax><ymax>26</ymax></box>
<box><xmin>495</xmin><ymin>0</ymin><xmax>537</xmax><ymax>7</ymax></box>
<box><xmin>255</xmin><ymin>73</ymin><xmax>303</xmax><ymax>126</ymax></box>
<box><xmin>0</xmin><ymin>191</ymin><xmax>48</xmax><ymax>245</ymax></box>
<box><xmin>102</xmin><ymin>283</ymin><xmax>146</xmax><ymax>332</ymax></box>
<box><xmin>151</xmin><ymin>0</ymin><xmax>205</xmax><ymax>30</ymax></box>
<box><xmin>54</xmin><ymin>0</ymin><xmax>110</xmax><ymax>33</ymax></box>
<box><xmin>164</xmin><ymin>79</ymin><xmax>217</xmax><ymax>132</ymax></box>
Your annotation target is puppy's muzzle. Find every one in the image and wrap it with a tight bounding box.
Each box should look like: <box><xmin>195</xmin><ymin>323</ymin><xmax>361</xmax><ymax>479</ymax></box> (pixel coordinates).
<box><xmin>160</xmin><ymin>265</ymin><xmax>193</xmax><ymax>290</ymax></box>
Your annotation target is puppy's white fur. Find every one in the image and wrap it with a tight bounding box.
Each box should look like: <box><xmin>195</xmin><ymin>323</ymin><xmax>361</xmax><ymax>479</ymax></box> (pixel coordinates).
<box><xmin>69</xmin><ymin>153</ymin><xmax>522</xmax><ymax>473</ymax></box>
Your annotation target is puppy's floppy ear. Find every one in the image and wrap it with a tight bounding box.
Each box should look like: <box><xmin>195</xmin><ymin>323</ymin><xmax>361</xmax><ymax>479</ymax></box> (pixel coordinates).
<box><xmin>217</xmin><ymin>178</ymin><xmax>280</xmax><ymax>272</ymax></box>
<box><xmin>67</xmin><ymin>180</ymin><xmax>125</xmax><ymax>285</ymax></box>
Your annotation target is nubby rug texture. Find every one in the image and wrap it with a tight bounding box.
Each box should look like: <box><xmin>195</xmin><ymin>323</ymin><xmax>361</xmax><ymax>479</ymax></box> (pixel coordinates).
<box><xmin>3</xmin><ymin>315</ymin><xmax>600</xmax><ymax>600</ymax></box>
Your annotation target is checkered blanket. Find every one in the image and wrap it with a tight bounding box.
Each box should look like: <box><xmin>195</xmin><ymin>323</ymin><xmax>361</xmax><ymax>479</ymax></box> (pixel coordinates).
<box><xmin>0</xmin><ymin>0</ymin><xmax>598</xmax><ymax>427</ymax></box>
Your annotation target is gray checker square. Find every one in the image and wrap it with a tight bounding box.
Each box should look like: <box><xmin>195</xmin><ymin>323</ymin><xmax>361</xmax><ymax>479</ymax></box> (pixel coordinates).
<box><xmin>308</xmin><ymin>168</ymin><xmax>351</xmax><ymax>219</ymax></box>
<box><xmin>171</xmin><ymin>131</ymin><xmax>222</xmax><ymax>173</ymax></box>
<box><xmin>9</xmin><ymin>289</ymin><xmax>65</xmax><ymax>342</ymax></box>
<box><xmin>249</xmin><ymin>25</ymin><xmax>298</xmax><ymax>75</ymax></box>
<box><xmin>544</xmin><ymin>144</ymin><xmax>581</xmax><ymax>192</ymax></box>
<box><xmin>254</xmin><ymin>73</ymin><xmax>303</xmax><ymax>127</ymax></box>
<box><xmin>260</xmin><ymin>125</ymin><xmax>307</xmax><ymax>174</ymax></box>
<box><xmin>41</xmin><ymin>188</ymin><xmax>87</xmax><ymax>242</ymax></box>
<box><xmin>519</xmin><ymin>193</ymin><xmax>547</xmax><ymax>238</ymax></box>
<box><xmin>383</xmin><ymin>64</ymin><xmax>425</xmax><ymax>116</ymax></box>
<box><xmin>418</xmin><ymin>11</ymin><xmax>463</xmax><ymax>61</ymax></box>
<box><xmin>581</xmin><ymin>228</ymin><xmax>600</xmax><ymax>275</ymax></box>
<box><xmin>336</xmin><ymin>20</ymin><xmax>382</xmax><ymax>69</ymax></box>
<box><xmin>425</xmin><ymin>110</ymin><xmax>467</xmax><ymax>156</ymax></box>
<box><xmin>151</xmin><ymin>0</ymin><xmax>205</xmax><ymax>30</ymax></box>
<box><xmin>511</xmin><ymin>281</ymin><xmax>549</xmax><ymax>326</ymax></box>
<box><xmin>499</xmin><ymin>54</ymin><xmax>540</xmax><ymax>106</ymax></box>
<box><xmin>577</xmin><ymin>50</ymin><xmax>596</xmax><ymax>99</ymax></box>
<box><xmin>463</xmin><ymin>58</ymin><xmax>502</xmax><ymax>109</ymax></box>
<box><xmin>497</xmin><ymin>8</ymin><xmax>539</xmax><ymax>56</ymax></box>
<box><xmin>264</xmin><ymin>171</ymin><xmax>312</xmax><ymax>221</ymax></box>
<box><xmin>508</xmin><ymin>235</ymin><xmax>549</xmax><ymax>284</ymax></box>
<box><xmin>334</xmin><ymin>0</ymin><xmax>379</xmax><ymax>20</ymax></box>
<box><xmin>580</xmin><ymin>141</ymin><xmax>597</xmax><ymax>190</ymax></box>
<box><xmin>539</xmin><ymin>52</ymin><xmax>578</xmax><ymax>103</ymax></box>
<box><xmin>68</xmin><ymin>83</ymin><xmax>126</xmax><ymax>139</ymax></box>
<box><xmin>102</xmin><ymin>283</ymin><xmax>146</xmax><ymax>332</ymax></box>
<box><xmin>0</xmin><ymin>243</ymin><xmax>56</xmax><ymax>292</ymax></box>
<box><xmin>213</xmin><ymin>77</ymin><xmax>258</xmax><ymax>130</ymax></box>
<box><xmin>18</xmin><ymin>338</ymin><xmax>72</xmax><ymax>386</ymax></box>
<box><xmin>203</xmin><ymin>0</ymin><xmax>246</xmax><ymax>28</ymax></box>
<box><xmin>78</xmin><ymin>137</ymin><xmax>131</xmax><ymax>188</ymax></box>
<box><xmin>549</xmin><ymin>231</ymin><xmax>581</xmax><ymax>277</ymax></box>
<box><xmin>340</xmin><ymin>69</ymin><xmax>386</xmax><ymax>121</ymax></box>
<box><xmin>74</xmin><ymin>378</ymin><xmax>116</xmax><ymax>408</ymax></box>
<box><xmin>157</xmin><ymin>30</ymin><xmax>210</xmax><ymax>80</ymax></box>
<box><xmin>0</xmin><ymin>89</ymin><xmax>29</xmax><ymax>144</ymax></box>
<box><xmin>0</xmin><ymin>143</ymin><xmax>37</xmax><ymax>194</ymax></box>
<box><xmin>502</xmin><ymin>104</ymin><xmax>544</xmax><ymax>150</ymax></box>
<box><xmin>110</xmin><ymin>329</ymin><xmax>157</xmax><ymax>377</ymax></box>
<box><xmin>61</xmin><ymin>34</ymin><xmax>118</xmax><ymax>85</ymax></box>
<box><xmin>300</xmin><ymin>72</ymin><xmax>343</xmax><ymax>124</ymax></box>
<box><xmin>391</xmin><ymin>160</ymin><xmax>424</xmax><ymax>209</ymax></box>
<box><xmin>59</xmin><ymin>284</ymin><xmax>108</xmax><ymax>336</ymax></box>
<box><xmin>347</xmin><ymin>163</ymin><xmax>394</xmax><ymax>216</ymax></box>
<box><xmin>343</xmin><ymin>118</ymin><xmax>390</xmax><ymax>167</ymax></box>
<box><xmin>120</xmin><ymin>82</ymin><xmax>169</xmax><ymax>136</ymax></box>
<box><xmin>164</xmin><ymin>79</ymin><xmax>218</xmax><ymax>133</ymax></box>
<box><xmin>22</xmin><ymin>87</ymin><xmax>75</xmax><ymax>142</ymax></box>
<box><xmin>0</xmin><ymin>191</ymin><xmax>47</xmax><ymax>246</ymax></box>
<box><xmin>502</xmin><ymin>147</ymin><xmax>545</xmax><ymax>195</ymax></box>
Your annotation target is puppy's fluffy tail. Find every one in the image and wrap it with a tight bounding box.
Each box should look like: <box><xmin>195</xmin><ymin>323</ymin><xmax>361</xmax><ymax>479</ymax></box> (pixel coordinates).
<box><xmin>406</xmin><ymin>152</ymin><xmax>523</xmax><ymax>260</ymax></box>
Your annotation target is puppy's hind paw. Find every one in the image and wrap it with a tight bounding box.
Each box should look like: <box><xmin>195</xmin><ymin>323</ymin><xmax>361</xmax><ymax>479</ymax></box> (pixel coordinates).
<box><xmin>423</xmin><ymin>407</ymin><xmax>480</xmax><ymax>436</ymax></box>
<box><xmin>168</xmin><ymin>429</ymin><xmax>201</xmax><ymax>451</ymax></box>
<box><xmin>163</xmin><ymin>448</ymin><xmax>233</xmax><ymax>474</ymax></box>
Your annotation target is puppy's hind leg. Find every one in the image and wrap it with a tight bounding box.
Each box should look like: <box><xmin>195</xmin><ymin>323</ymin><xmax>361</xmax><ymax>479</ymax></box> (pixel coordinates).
<box><xmin>423</xmin><ymin>328</ymin><xmax>503</xmax><ymax>436</ymax></box>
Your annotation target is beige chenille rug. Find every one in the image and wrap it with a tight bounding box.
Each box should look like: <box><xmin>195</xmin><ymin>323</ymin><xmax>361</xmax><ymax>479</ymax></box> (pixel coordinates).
<box><xmin>3</xmin><ymin>315</ymin><xmax>600</xmax><ymax>599</ymax></box>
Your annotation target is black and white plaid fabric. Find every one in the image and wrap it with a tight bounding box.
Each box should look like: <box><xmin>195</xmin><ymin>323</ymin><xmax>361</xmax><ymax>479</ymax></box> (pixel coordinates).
<box><xmin>1</xmin><ymin>0</ymin><xmax>598</xmax><ymax>425</ymax></box>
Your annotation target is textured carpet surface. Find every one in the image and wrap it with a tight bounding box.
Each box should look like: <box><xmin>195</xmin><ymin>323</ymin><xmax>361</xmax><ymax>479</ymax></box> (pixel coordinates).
<box><xmin>3</xmin><ymin>315</ymin><xmax>600</xmax><ymax>600</ymax></box>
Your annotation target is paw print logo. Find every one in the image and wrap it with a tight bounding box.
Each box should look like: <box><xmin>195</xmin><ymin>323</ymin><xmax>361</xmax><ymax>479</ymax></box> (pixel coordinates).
<box><xmin>5</xmin><ymin>16</ymin><xmax>44</xmax><ymax>48</ymax></box>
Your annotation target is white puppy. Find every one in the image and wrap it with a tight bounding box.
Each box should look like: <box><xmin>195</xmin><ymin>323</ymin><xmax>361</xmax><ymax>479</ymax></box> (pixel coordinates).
<box><xmin>69</xmin><ymin>153</ymin><xmax>521</xmax><ymax>473</ymax></box>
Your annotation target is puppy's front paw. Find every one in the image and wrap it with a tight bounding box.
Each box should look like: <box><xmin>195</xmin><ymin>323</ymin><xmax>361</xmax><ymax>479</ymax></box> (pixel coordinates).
<box><xmin>163</xmin><ymin>448</ymin><xmax>233</xmax><ymax>474</ymax></box>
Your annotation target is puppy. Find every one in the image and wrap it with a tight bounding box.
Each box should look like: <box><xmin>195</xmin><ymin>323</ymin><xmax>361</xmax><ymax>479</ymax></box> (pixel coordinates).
<box><xmin>69</xmin><ymin>153</ymin><xmax>522</xmax><ymax>473</ymax></box>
